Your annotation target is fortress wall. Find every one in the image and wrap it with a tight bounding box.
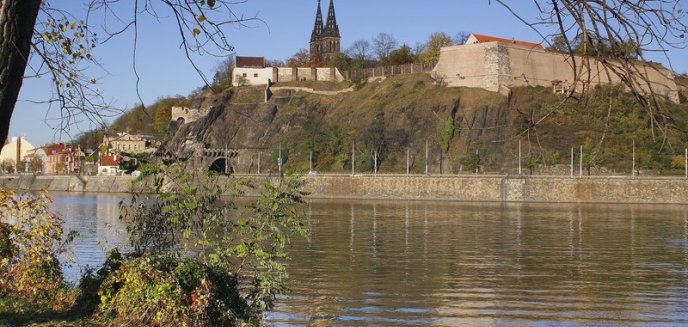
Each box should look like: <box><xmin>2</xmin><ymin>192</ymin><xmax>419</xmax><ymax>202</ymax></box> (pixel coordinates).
<box><xmin>435</xmin><ymin>42</ymin><xmax>679</xmax><ymax>103</ymax></box>
<box><xmin>433</xmin><ymin>43</ymin><xmax>489</xmax><ymax>90</ymax></box>
<box><xmin>505</xmin><ymin>44</ymin><xmax>678</xmax><ymax>101</ymax></box>
<box><xmin>296</xmin><ymin>68</ymin><xmax>315</xmax><ymax>81</ymax></box>
<box><xmin>171</xmin><ymin>106</ymin><xmax>206</xmax><ymax>124</ymax></box>
<box><xmin>277</xmin><ymin>67</ymin><xmax>294</xmax><ymax>82</ymax></box>
<box><xmin>314</xmin><ymin>68</ymin><xmax>345</xmax><ymax>82</ymax></box>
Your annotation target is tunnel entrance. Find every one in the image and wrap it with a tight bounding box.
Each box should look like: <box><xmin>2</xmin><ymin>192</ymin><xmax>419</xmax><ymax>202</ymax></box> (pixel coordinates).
<box><xmin>209</xmin><ymin>158</ymin><xmax>233</xmax><ymax>175</ymax></box>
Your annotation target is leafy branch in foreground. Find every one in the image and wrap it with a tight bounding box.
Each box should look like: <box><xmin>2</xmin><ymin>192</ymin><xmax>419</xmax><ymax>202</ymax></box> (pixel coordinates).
<box><xmin>106</xmin><ymin>166</ymin><xmax>309</xmax><ymax>326</ymax></box>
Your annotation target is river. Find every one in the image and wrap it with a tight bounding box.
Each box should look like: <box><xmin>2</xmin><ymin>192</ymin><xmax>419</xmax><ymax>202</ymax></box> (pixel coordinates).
<box><xmin>51</xmin><ymin>193</ymin><xmax>688</xmax><ymax>326</ymax></box>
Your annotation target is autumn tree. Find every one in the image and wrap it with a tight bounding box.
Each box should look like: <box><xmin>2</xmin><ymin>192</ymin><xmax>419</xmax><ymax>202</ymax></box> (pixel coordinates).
<box><xmin>373</xmin><ymin>33</ymin><xmax>398</xmax><ymax>64</ymax></box>
<box><xmin>388</xmin><ymin>44</ymin><xmax>416</xmax><ymax>65</ymax></box>
<box><xmin>29</xmin><ymin>156</ymin><xmax>43</xmax><ymax>173</ymax></box>
<box><xmin>420</xmin><ymin>32</ymin><xmax>454</xmax><ymax>63</ymax></box>
<box><xmin>348</xmin><ymin>40</ymin><xmax>372</xmax><ymax>62</ymax></box>
<box><xmin>329</xmin><ymin>52</ymin><xmax>352</xmax><ymax>71</ymax></box>
<box><xmin>453</xmin><ymin>32</ymin><xmax>470</xmax><ymax>45</ymax></box>
<box><xmin>212</xmin><ymin>56</ymin><xmax>235</xmax><ymax>89</ymax></box>
<box><xmin>288</xmin><ymin>48</ymin><xmax>311</xmax><ymax>67</ymax></box>
<box><xmin>0</xmin><ymin>0</ymin><xmax>258</xmax><ymax>145</ymax></box>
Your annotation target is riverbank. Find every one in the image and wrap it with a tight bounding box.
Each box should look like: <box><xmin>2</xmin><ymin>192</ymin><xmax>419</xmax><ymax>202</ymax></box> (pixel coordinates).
<box><xmin>1</xmin><ymin>174</ymin><xmax>687</xmax><ymax>204</ymax></box>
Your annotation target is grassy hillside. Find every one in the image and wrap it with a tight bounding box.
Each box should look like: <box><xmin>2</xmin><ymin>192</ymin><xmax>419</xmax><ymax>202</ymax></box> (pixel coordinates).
<box><xmin>164</xmin><ymin>73</ymin><xmax>688</xmax><ymax>175</ymax></box>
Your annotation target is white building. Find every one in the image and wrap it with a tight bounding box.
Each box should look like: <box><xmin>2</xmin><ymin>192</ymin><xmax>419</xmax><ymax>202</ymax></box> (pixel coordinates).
<box><xmin>0</xmin><ymin>136</ymin><xmax>35</xmax><ymax>173</ymax></box>
<box><xmin>232</xmin><ymin>56</ymin><xmax>344</xmax><ymax>87</ymax></box>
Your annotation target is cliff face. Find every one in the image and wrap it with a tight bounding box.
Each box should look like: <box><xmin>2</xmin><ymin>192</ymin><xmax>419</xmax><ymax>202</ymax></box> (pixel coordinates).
<box><xmin>160</xmin><ymin>73</ymin><xmax>688</xmax><ymax>175</ymax></box>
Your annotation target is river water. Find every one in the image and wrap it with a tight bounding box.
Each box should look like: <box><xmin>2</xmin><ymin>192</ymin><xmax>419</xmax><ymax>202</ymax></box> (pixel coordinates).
<box><xmin>51</xmin><ymin>193</ymin><xmax>688</xmax><ymax>326</ymax></box>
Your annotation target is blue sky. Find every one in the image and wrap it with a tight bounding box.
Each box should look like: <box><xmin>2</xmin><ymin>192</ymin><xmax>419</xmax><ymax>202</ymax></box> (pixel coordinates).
<box><xmin>12</xmin><ymin>0</ymin><xmax>688</xmax><ymax>146</ymax></box>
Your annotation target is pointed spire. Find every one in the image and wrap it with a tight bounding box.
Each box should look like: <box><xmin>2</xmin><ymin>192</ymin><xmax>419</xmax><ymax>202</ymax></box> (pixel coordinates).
<box><xmin>324</xmin><ymin>0</ymin><xmax>340</xmax><ymax>37</ymax></box>
<box><xmin>311</xmin><ymin>0</ymin><xmax>324</xmax><ymax>42</ymax></box>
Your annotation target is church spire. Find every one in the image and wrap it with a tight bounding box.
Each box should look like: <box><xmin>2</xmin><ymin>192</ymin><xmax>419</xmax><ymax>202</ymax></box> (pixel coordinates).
<box><xmin>324</xmin><ymin>0</ymin><xmax>340</xmax><ymax>37</ymax></box>
<box><xmin>311</xmin><ymin>0</ymin><xmax>324</xmax><ymax>42</ymax></box>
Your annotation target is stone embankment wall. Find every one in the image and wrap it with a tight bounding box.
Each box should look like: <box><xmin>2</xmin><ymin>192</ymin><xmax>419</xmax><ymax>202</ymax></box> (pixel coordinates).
<box><xmin>1</xmin><ymin>174</ymin><xmax>687</xmax><ymax>204</ymax></box>
<box><xmin>296</xmin><ymin>175</ymin><xmax>688</xmax><ymax>204</ymax></box>
<box><xmin>0</xmin><ymin>175</ymin><xmax>132</xmax><ymax>193</ymax></box>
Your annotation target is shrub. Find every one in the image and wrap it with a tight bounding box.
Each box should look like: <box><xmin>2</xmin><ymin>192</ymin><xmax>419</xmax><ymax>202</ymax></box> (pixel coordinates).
<box><xmin>0</xmin><ymin>189</ymin><xmax>76</xmax><ymax>305</ymax></box>
<box><xmin>544</xmin><ymin>151</ymin><xmax>561</xmax><ymax>167</ymax></box>
<box><xmin>671</xmin><ymin>155</ymin><xmax>686</xmax><ymax>169</ymax></box>
<box><xmin>116</xmin><ymin>168</ymin><xmax>309</xmax><ymax>325</ymax></box>
<box><xmin>525</xmin><ymin>156</ymin><xmax>540</xmax><ymax>175</ymax></box>
<box><xmin>0</xmin><ymin>222</ymin><xmax>14</xmax><ymax>261</ymax></box>
<box><xmin>97</xmin><ymin>255</ymin><xmax>250</xmax><ymax>327</ymax></box>
<box><xmin>460</xmin><ymin>150</ymin><xmax>480</xmax><ymax>173</ymax></box>
<box><xmin>441</xmin><ymin>115</ymin><xmax>455</xmax><ymax>153</ymax></box>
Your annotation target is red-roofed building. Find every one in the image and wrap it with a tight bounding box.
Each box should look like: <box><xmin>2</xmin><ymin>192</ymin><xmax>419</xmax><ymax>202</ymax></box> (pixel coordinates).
<box><xmin>465</xmin><ymin>33</ymin><xmax>544</xmax><ymax>49</ymax></box>
<box><xmin>34</xmin><ymin>143</ymin><xmax>84</xmax><ymax>175</ymax></box>
<box><xmin>235</xmin><ymin>56</ymin><xmax>266</xmax><ymax>68</ymax></box>
<box><xmin>98</xmin><ymin>154</ymin><xmax>122</xmax><ymax>176</ymax></box>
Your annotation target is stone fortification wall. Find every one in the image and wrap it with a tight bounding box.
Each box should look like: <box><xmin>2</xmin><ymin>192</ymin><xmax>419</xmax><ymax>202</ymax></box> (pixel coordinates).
<box><xmin>233</xmin><ymin>67</ymin><xmax>344</xmax><ymax>86</ymax></box>
<box><xmin>296</xmin><ymin>68</ymin><xmax>314</xmax><ymax>81</ymax></box>
<box><xmin>434</xmin><ymin>42</ymin><xmax>680</xmax><ymax>102</ymax></box>
<box><xmin>171</xmin><ymin>106</ymin><xmax>208</xmax><ymax>124</ymax></box>
<box><xmin>277</xmin><ymin>67</ymin><xmax>293</xmax><ymax>82</ymax></box>
<box><xmin>2</xmin><ymin>174</ymin><xmax>686</xmax><ymax>204</ymax></box>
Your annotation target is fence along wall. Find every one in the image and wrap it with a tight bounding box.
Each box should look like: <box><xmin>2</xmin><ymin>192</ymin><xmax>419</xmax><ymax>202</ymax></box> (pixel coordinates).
<box><xmin>433</xmin><ymin>42</ymin><xmax>680</xmax><ymax>102</ymax></box>
<box><xmin>343</xmin><ymin>62</ymin><xmax>437</xmax><ymax>81</ymax></box>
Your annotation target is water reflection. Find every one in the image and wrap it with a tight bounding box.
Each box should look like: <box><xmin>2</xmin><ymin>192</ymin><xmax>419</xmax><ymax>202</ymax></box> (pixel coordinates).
<box><xmin>270</xmin><ymin>201</ymin><xmax>688</xmax><ymax>326</ymax></box>
<box><xmin>49</xmin><ymin>194</ymin><xmax>688</xmax><ymax>325</ymax></box>
<box><xmin>52</xmin><ymin>193</ymin><xmax>129</xmax><ymax>283</ymax></box>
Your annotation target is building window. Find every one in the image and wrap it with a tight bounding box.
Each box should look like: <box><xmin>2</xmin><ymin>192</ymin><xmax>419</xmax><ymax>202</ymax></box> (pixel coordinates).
<box><xmin>243</xmin><ymin>73</ymin><xmax>247</xmax><ymax>77</ymax></box>
<box><xmin>254</xmin><ymin>73</ymin><xmax>258</xmax><ymax>78</ymax></box>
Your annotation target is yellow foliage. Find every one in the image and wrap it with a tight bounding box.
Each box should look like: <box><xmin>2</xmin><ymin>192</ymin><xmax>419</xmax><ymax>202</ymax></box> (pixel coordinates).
<box><xmin>0</xmin><ymin>189</ymin><xmax>74</xmax><ymax>305</ymax></box>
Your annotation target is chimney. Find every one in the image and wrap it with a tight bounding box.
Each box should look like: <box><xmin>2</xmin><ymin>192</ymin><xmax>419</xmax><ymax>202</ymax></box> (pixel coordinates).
<box><xmin>16</xmin><ymin>137</ymin><xmax>21</xmax><ymax>174</ymax></box>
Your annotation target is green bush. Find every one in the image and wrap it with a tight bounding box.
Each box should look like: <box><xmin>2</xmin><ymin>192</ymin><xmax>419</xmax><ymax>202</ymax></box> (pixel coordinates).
<box><xmin>118</xmin><ymin>168</ymin><xmax>309</xmax><ymax>325</ymax></box>
<box><xmin>0</xmin><ymin>222</ymin><xmax>13</xmax><ymax>261</ymax></box>
<box><xmin>441</xmin><ymin>115</ymin><xmax>455</xmax><ymax>153</ymax></box>
<box><xmin>525</xmin><ymin>156</ymin><xmax>540</xmax><ymax>174</ymax></box>
<box><xmin>97</xmin><ymin>255</ymin><xmax>250</xmax><ymax>327</ymax></box>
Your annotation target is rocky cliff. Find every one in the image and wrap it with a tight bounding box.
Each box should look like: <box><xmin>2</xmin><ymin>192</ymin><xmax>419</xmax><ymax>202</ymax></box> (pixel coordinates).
<box><xmin>159</xmin><ymin>73</ymin><xmax>688</xmax><ymax>175</ymax></box>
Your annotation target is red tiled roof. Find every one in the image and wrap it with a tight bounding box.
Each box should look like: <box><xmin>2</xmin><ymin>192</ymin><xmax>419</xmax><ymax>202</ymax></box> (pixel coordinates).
<box><xmin>235</xmin><ymin>56</ymin><xmax>266</xmax><ymax>68</ymax></box>
<box><xmin>43</xmin><ymin>143</ymin><xmax>68</xmax><ymax>155</ymax></box>
<box><xmin>101</xmin><ymin>154</ymin><xmax>121</xmax><ymax>167</ymax></box>
<box><xmin>471</xmin><ymin>34</ymin><xmax>544</xmax><ymax>49</ymax></box>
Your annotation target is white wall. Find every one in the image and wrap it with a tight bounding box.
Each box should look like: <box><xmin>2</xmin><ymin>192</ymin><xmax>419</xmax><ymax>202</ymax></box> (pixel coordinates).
<box><xmin>0</xmin><ymin>137</ymin><xmax>35</xmax><ymax>163</ymax></box>
<box><xmin>233</xmin><ymin>68</ymin><xmax>274</xmax><ymax>86</ymax></box>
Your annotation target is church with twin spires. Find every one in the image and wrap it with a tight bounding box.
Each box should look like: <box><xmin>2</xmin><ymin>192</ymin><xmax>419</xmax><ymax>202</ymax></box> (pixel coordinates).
<box><xmin>310</xmin><ymin>0</ymin><xmax>341</xmax><ymax>67</ymax></box>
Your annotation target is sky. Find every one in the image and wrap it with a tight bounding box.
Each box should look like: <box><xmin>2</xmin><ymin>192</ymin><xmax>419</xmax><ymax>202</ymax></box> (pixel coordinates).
<box><xmin>11</xmin><ymin>0</ymin><xmax>688</xmax><ymax>146</ymax></box>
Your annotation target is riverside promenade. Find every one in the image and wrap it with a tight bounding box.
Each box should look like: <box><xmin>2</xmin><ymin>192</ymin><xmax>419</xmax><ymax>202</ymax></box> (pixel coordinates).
<box><xmin>1</xmin><ymin>173</ymin><xmax>687</xmax><ymax>205</ymax></box>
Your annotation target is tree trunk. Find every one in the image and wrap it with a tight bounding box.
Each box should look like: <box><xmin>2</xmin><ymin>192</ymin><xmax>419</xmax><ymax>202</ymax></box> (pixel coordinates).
<box><xmin>0</xmin><ymin>0</ymin><xmax>41</xmax><ymax>145</ymax></box>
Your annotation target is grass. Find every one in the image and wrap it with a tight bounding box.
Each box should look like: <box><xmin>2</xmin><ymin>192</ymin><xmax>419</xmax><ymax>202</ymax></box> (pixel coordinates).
<box><xmin>272</xmin><ymin>80</ymin><xmax>353</xmax><ymax>91</ymax></box>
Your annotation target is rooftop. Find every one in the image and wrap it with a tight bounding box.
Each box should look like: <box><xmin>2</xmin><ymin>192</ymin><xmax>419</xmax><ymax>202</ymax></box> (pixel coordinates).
<box><xmin>467</xmin><ymin>33</ymin><xmax>544</xmax><ymax>49</ymax></box>
<box><xmin>235</xmin><ymin>56</ymin><xmax>266</xmax><ymax>68</ymax></box>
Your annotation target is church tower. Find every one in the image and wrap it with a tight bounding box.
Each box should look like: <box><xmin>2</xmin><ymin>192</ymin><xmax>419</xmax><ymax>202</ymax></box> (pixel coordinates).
<box><xmin>310</xmin><ymin>0</ymin><xmax>340</xmax><ymax>67</ymax></box>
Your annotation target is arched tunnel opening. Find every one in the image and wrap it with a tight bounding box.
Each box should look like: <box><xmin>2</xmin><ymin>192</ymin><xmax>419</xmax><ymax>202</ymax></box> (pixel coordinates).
<box><xmin>209</xmin><ymin>158</ymin><xmax>234</xmax><ymax>175</ymax></box>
